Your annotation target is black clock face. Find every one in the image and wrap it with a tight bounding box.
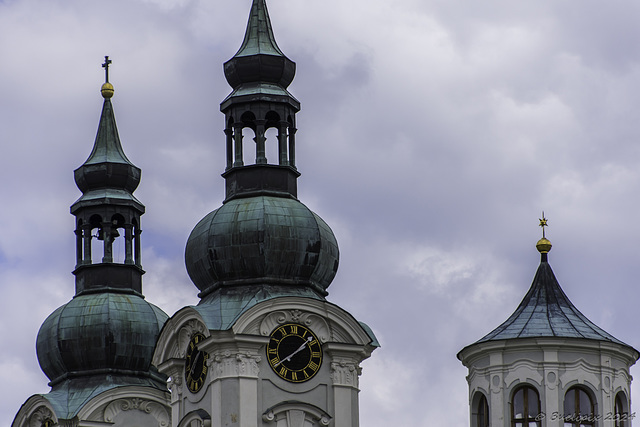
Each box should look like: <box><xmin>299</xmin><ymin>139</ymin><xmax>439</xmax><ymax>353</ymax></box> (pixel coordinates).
<box><xmin>185</xmin><ymin>332</ymin><xmax>209</xmax><ymax>393</ymax></box>
<box><xmin>267</xmin><ymin>323</ymin><xmax>322</xmax><ymax>383</ymax></box>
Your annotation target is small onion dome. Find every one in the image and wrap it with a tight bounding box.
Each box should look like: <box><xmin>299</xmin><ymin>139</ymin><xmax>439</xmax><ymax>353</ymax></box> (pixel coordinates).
<box><xmin>101</xmin><ymin>82</ymin><xmax>114</xmax><ymax>98</ymax></box>
<box><xmin>73</xmin><ymin>92</ymin><xmax>141</xmax><ymax>195</ymax></box>
<box><xmin>223</xmin><ymin>0</ymin><xmax>295</xmax><ymax>90</ymax></box>
<box><xmin>224</xmin><ymin>50</ymin><xmax>295</xmax><ymax>90</ymax></box>
<box><xmin>36</xmin><ymin>293</ymin><xmax>168</xmax><ymax>385</ymax></box>
<box><xmin>185</xmin><ymin>196</ymin><xmax>339</xmax><ymax>297</ymax></box>
<box><xmin>536</xmin><ymin>237</ymin><xmax>552</xmax><ymax>253</ymax></box>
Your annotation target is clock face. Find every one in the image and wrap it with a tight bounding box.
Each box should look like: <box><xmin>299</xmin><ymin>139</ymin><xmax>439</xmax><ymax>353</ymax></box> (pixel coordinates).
<box><xmin>267</xmin><ymin>323</ymin><xmax>322</xmax><ymax>383</ymax></box>
<box><xmin>185</xmin><ymin>332</ymin><xmax>209</xmax><ymax>393</ymax></box>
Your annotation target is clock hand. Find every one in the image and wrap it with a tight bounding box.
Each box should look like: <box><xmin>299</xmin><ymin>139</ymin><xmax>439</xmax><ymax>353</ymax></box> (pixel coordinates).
<box><xmin>190</xmin><ymin>349</ymin><xmax>202</xmax><ymax>376</ymax></box>
<box><xmin>273</xmin><ymin>336</ymin><xmax>313</xmax><ymax>367</ymax></box>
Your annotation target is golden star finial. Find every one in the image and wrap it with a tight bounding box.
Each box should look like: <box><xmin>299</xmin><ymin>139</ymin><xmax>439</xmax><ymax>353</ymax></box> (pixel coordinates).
<box><xmin>539</xmin><ymin>212</ymin><xmax>548</xmax><ymax>238</ymax></box>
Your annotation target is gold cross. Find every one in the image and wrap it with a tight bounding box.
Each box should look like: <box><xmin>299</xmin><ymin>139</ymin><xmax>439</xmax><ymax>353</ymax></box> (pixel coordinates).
<box><xmin>102</xmin><ymin>56</ymin><xmax>112</xmax><ymax>83</ymax></box>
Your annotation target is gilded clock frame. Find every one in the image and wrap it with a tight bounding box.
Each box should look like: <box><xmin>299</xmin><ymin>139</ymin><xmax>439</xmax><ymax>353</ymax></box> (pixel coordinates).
<box><xmin>267</xmin><ymin>323</ymin><xmax>323</xmax><ymax>383</ymax></box>
<box><xmin>184</xmin><ymin>332</ymin><xmax>209</xmax><ymax>393</ymax></box>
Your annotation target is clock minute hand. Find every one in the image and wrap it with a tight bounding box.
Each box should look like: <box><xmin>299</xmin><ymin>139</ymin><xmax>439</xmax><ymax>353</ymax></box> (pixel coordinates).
<box><xmin>190</xmin><ymin>349</ymin><xmax>202</xmax><ymax>376</ymax></box>
<box><xmin>274</xmin><ymin>336</ymin><xmax>313</xmax><ymax>367</ymax></box>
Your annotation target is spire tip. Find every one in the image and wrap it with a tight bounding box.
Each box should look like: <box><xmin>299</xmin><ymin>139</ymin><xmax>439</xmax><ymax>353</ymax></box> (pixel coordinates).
<box><xmin>536</xmin><ymin>212</ymin><xmax>552</xmax><ymax>255</ymax></box>
<box><xmin>101</xmin><ymin>56</ymin><xmax>114</xmax><ymax>98</ymax></box>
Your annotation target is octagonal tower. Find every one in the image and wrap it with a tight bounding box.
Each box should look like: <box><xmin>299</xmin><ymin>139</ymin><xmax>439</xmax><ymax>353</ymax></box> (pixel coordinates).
<box><xmin>458</xmin><ymin>219</ymin><xmax>638</xmax><ymax>427</ymax></box>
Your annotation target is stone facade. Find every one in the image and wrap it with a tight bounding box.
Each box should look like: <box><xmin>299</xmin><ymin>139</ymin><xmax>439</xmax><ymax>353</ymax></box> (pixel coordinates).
<box><xmin>153</xmin><ymin>298</ymin><xmax>375</xmax><ymax>427</ymax></box>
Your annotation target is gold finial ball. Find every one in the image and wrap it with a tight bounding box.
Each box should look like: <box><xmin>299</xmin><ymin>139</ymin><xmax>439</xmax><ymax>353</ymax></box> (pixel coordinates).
<box><xmin>101</xmin><ymin>82</ymin><xmax>114</xmax><ymax>98</ymax></box>
<box><xmin>536</xmin><ymin>237</ymin><xmax>552</xmax><ymax>253</ymax></box>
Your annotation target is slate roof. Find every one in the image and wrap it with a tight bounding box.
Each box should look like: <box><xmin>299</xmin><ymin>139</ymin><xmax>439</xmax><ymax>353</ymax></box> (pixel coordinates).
<box><xmin>192</xmin><ymin>285</ymin><xmax>379</xmax><ymax>347</ymax></box>
<box><xmin>473</xmin><ymin>256</ymin><xmax>631</xmax><ymax>346</ymax></box>
<box><xmin>195</xmin><ymin>285</ymin><xmax>324</xmax><ymax>331</ymax></box>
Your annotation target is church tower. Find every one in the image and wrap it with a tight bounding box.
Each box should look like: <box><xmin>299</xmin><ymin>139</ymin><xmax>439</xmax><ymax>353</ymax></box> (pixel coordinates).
<box><xmin>458</xmin><ymin>217</ymin><xmax>638</xmax><ymax>427</ymax></box>
<box><xmin>13</xmin><ymin>60</ymin><xmax>171</xmax><ymax>427</ymax></box>
<box><xmin>152</xmin><ymin>1</ymin><xmax>378</xmax><ymax>426</ymax></box>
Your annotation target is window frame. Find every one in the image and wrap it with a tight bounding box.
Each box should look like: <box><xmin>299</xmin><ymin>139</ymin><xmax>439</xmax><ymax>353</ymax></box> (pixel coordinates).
<box><xmin>474</xmin><ymin>392</ymin><xmax>489</xmax><ymax>427</ymax></box>
<box><xmin>614</xmin><ymin>392</ymin><xmax>628</xmax><ymax>427</ymax></box>
<box><xmin>511</xmin><ymin>385</ymin><xmax>542</xmax><ymax>427</ymax></box>
<box><xmin>563</xmin><ymin>386</ymin><xmax>595</xmax><ymax>427</ymax></box>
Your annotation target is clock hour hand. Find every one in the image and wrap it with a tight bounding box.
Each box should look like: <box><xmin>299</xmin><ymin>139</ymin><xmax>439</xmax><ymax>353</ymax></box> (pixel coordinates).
<box><xmin>274</xmin><ymin>336</ymin><xmax>313</xmax><ymax>367</ymax></box>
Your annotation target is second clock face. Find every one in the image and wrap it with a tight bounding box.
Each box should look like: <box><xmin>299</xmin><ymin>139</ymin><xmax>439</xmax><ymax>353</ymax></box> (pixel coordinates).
<box><xmin>185</xmin><ymin>332</ymin><xmax>209</xmax><ymax>393</ymax></box>
<box><xmin>267</xmin><ymin>323</ymin><xmax>323</xmax><ymax>383</ymax></box>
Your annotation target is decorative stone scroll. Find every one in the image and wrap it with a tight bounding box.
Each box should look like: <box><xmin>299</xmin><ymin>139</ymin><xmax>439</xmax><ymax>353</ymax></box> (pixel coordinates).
<box><xmin>29</xmin><ymin>407</ymin><xmax>55</xmax><ymax>427</ymax></box>
<box><xmin>260</xmin><ymin>310</ymin><xmax>330</xmax><ymax>343</ymax></box>
<box><xmin>330</xmin><ymin>358</ymin><xmax>361</xmax><ymax>388</ymax></box>
<box><xmin>263</xmin><ymin>402</ymin><xmax>331</xmax><ymax>427</ymax></box>
<box><xmin>211</xmin><ymin>351</ymin><xmax>261</xmax><ymax>380</ymax></box>
<box><xmin>104</xmin><ymin>398</ymin><xmax>170</xmax><ymax>426</ymax></box>
<box><xmin>176</xmin><ymin>319</ymin><xmax>208</xmax><ymax>358</ymax></box>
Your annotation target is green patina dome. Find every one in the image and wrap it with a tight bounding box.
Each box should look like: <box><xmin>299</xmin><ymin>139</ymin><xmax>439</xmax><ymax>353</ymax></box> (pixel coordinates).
<box><xmin>36</xmin><ymin>292</ymin><xmax>168</xmax><ymax>385</ymax></box>
<box><xmin>185</xmin><ymin>196</ymin><xmax>339</xmax><ymax>297</ymax></box>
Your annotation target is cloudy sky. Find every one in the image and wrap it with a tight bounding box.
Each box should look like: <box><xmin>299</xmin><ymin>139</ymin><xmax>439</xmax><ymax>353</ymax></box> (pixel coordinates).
<box><xmin>2</xmin><ymin>0</ymin><xmax>640</xmax><ymax>425</ymax></box>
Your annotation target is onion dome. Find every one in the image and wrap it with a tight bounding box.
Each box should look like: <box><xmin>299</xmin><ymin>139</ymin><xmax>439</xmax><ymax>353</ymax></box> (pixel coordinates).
<box><xmin>36</xmin><ymin>293</ymin><xmax>168</xmax><ymax>386</ymax></box>
<box><xmin>223</xmin><ymin>0</ymin><xmax>295</xmax><ymax>90</ymax></box>
<box><xmin>185</xmin><ymin>196</ymin><xmax>339</xmax><ymax>298</ymax></box>
<box><xmin>73</xmin><ymin>82</ymin><xmax>141</xmax><ymax>196</ymax></box>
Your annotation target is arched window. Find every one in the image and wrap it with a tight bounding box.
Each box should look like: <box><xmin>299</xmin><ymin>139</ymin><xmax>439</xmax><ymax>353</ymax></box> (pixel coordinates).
<box><xmin>511</xmin><ymin>385</ymin><xmax>541</xmax><ymax>427</ymax></box>
<box><xmin>563</xmin><ymin>386</ymin><xmax>595</xmax><ymax>426</ymax></box>
<box><xmin>615</xmin><ymin>392</ymin><xmax>628</xmax><ymax>427</ymax></box>
<box><xmin>476</xmin><ymin>393</ymin><xmax>489</xmax><ymax>427</ymax></box>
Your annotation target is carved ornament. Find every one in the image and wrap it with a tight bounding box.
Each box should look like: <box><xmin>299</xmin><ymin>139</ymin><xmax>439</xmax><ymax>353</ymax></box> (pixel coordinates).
<box><xmin>260</xmin><ymin>310</ymin><xmax>330</xmax><ymax>343</ymax></box>
<box><xmin>29</xmin><ymin>407</ymin><xmax>55</xmax><ymax>427</ymax></box>
<box><xmin>104</xmin><ymin>398</ymin><xmax>170</xmax><ymax>426</ymax></box>
<box><xmin>211</xmin><ymin>351</ymin><xmax>261</xmax><ymax>379</ymax></box>
<box><xmin>263</xmin><ymin>405</ymin><xmax>331</xmax><ymax>427</ymax></box>
<box><xmin>330</xmin><ymin>359</ymin><xmax>361</xmax><ymax>388</ymax></box>
<box><xmin>176</xmin><ymin>320</ymin><xmax>208</xmax><ymax>358</ymax></box>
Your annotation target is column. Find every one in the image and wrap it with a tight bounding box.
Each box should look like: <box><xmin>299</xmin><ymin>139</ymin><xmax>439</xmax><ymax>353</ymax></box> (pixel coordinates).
<box><xmin>134</xmin><ymin>226</ymin><xmax>142</xmax><ymax>267</ymax></box>
<box><xmin>124</xmin><ymin>224</ymin><xmax>134</xmax><ymax>265</ymax></box>
<box><xmin>102</xmin><ymin>222</ymin><xmax>113</xmax><ymax>263</ymax></box>
<box><xmin>277</xmin><ymin>122</ymin><xmax>288</xmax><ymax>165</ymax></box>
<box><xmin>331</xmin><ymin>358</ymin><xmax>361</xmax><ymax>427</ymax></box>
<box><xmin>75</xmin><ymin>228</ymin><xmax>83</xmax><ymax>266</ymax></box>
<box><xmin>255</xmin><ymin>120</ymin><xmax>267</xmax><ymax>164</ymax></box>
<box><xmin>233</xmin><ymin>123</ymin><xmax>244</xmax><ymax>167</ymax></box>
<box><xmin>225</xmin><ymin>127</ymin><xmax>233</xmax><ymax>170</ymax></box>
<box><xmin>288</xmin><ymin>126</ymin><xmax>297</xmax><ymax>168</ymax></box>
<box><xmin>83</xmin><ymin>225</ymin><xmax>92</xmax><ymax>264</ymax></box>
